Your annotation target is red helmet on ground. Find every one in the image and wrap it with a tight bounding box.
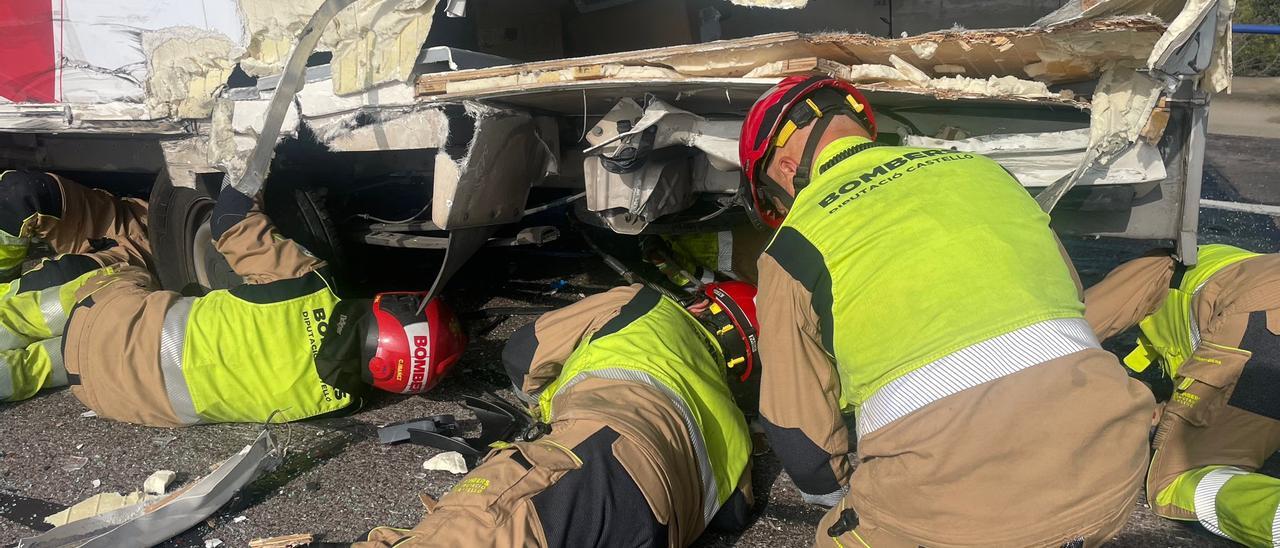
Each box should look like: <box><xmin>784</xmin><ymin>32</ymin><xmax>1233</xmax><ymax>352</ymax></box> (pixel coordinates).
<box><xmin>364</xmin><ymin>292</ymin><xmax>467</xmax><ymax>394</ymax></box>
<box><xmin>739</xmin><ymin>75</ymin><xmax>876</xmax><ymax>228</ymax></box>
<box><xmin>702</xmin><ymin>281</ymin><xmax>760</xmax><ymax>381</ymax></box>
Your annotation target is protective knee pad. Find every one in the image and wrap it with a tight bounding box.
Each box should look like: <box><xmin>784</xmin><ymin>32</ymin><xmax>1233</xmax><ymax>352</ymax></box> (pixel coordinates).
<box><xmin>0</xmin><ymin>170</ymin><xmax>62</xmax><ymax>237</ymax></box>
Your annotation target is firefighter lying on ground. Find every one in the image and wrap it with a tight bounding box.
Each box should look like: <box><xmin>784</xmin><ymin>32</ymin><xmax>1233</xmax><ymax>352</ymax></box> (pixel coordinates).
<box><xmin>738</xmin><ymin>76</ymin><xmax>1155</xmax><ymax>547</ymax></box>
<box><xmin>640</xmin><ymin>224</ymin><xmax>771</xmax><ymax>289</ymax></box>
<box><xmin>1086</xmin><ymin>244</ymin><xmax>1280</xmax><ymax>548</ymax></box>
<box><xmin>0</xmin><ymin>170</ymin><xmax>466</xmax><ymax>424</ymax></box>
<box><xmin>354</xmin><ymin>281</ymin><xmax>761</xmax><ymax>547</ymax></box>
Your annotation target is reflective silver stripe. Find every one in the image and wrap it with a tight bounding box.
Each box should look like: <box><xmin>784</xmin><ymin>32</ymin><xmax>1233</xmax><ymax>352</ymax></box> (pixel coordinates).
<box><xmin>0</xmin><ymin>353</ymin><xmax>13</xmax><ymax>400</ymax></box>
<box><xmin>0</xmin><ymin>325</ymin><xmax>25</xmax><ymax>351</ymax></box>
<box><xmin>1273</xmin><ymin>495</ymin><xmax>1280</xmax><ymax>547</ymax></box>
<box><xmin>857</xmin><ymin>318</ymin><xmax>1100</xmax><ymax>439</ymax></box>
<box><xmin>1194</xmin><ymin>466</ymin><xmax>1248</xmax><ymax>538</ymax></box>
<box><xmin>716</xmin><ymin>231</ymin><xmax>733</xmax><ymax>274</ymax></box>
<box><xmin>556</xmin><ymin>367</ymin><xmax>721</xmax><ymax>526</ymax></box>
<box><xmin>159</xmin><ymin>298</ymin><xmax>202</xmax><ymax>425</ymax></box>
<box><xmin>41</xmin><ymin>337</ymin><xmax>67</xmax><ymax>388</ymax></box>
<box><xmin>38</xmin><ymin>286</ymin><xmax>66</xmax><ymax>335</ymax></box>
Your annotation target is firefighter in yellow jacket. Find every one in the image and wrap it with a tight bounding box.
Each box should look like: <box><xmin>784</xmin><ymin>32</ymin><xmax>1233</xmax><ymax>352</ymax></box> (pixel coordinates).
<box><xmin>738</xmin><ymin>76</ymin><xmax>1154</xmax><ymax>546</ymax></box>
<box><xmin>357</xmin><ymin>282</ymin><xmax>761</xmax><ymax>547</ymax></box>
<box><xmin>1086</xmin><ymin>244</ymin><xmax>1280</xmax><ymax>548</ymax></box>
<box><xmin>0</xmin><ymin>170</ymin><xmax>466</xmax><ymax>425</ymax></box>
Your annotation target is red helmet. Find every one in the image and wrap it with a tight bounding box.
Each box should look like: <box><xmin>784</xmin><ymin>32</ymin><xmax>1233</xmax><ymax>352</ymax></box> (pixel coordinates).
<box><xmin>739</xmin><ymin>75</ymin><xmax>876</xmax><ymax>228</ymax></box>
<box><xmin>702</xmin><ymin>281</ymin><xmax>760</xmax><ymax>383</ymax></box>
<box><xmin>364</xmin><ymin>292</ymin><xmax>467</xmax><ymax>394</ymax></box>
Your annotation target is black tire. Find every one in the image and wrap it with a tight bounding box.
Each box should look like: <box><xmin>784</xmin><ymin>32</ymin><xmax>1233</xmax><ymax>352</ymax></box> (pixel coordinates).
<box><xmin>262</xmin><ymin>182</ymin><xmax>346</xmax><ymax>284</ymax></box>
<box><xmin>148</xmin><ymin>173</ymin><xmax>241</xmax><ymax>293</ymax></box>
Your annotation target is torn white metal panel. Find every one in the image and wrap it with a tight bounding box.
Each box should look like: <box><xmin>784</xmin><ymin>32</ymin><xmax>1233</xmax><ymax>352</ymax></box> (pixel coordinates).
<box><xmin>431</xmin><ymin>102</ymin><xmax>558</xmax><ymax>229</ymax></box>
<box><xmin>321</xmin><ymin>109</ymin><xmax>450</xmax><ymax>151</ymax></box>
<box><xmin>1148</xmin><ymin>0</ymin><xmax>1234</xmax><ymax>92</ymax></box>
<box><xmin>53</xmin><ymin>0</ymin><xmax>245</xmax><ymax>105</ymax></box>
<box><xmin>238</xmin><ymin>0</ymin><xmax>441</xmax><ymax>95</ymax></box>
<box><xmin>584</xmin><ymin>98</ymin><xmax>743</xmax><ymax>172</ymax></box>
<box><xmin>0</xmin><ymin>103</ymin><xmax>188</xmax><ymax>134</ymax></box>
<box><xmin>18</xmin><ymin>429</ymin><xmax>280</xmax><ymax>548</ymax></box>
<box><xmin>903</xmin><ymin>128</ymin><xmax>1167</xmax><ymax>188</ymax></box>
<box><xmin>1035</xmin><ymin>0</ymin><xmax>1233</xmax><ymax>91</ymax></box>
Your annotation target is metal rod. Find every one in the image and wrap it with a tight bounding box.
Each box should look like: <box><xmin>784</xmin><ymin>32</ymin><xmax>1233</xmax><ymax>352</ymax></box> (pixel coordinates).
<box><xmin>1233</xmin><ymin>24</ymin><xmax>1280</xmax><ymax>35</ymax></box>
<box><xmin>234</xmin><ymin>0</ymin><xmax>358</xmax><ymax>197</ymax></box>
<box><xmin>1200</xmin><ymin>199</ymin><xmax>1280</xmax><ymax>216</ymax></box>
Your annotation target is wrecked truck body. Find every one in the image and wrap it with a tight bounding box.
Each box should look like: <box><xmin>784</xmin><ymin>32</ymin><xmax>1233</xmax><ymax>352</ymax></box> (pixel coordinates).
<box><xmin>0</xmin><ymin>0</ymin><xmax>1235</xmax><ymax>299</ymax></box>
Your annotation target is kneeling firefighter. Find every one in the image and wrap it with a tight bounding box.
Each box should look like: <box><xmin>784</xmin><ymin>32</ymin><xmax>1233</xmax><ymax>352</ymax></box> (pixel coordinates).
<box><xmin>1087</xmin><ymin>245</ymin><xmax>1280</xmax><ymax>548</ymax></box>
<box><xmin>740</xmin><ymin>76</ymin><xmax>1154</xmax><ymax>546</ymax></box>
<box><xmin>357</xmin><ymin>282</ymin><xmax>762</xmax><ymax>547</ymax></box>
<box><xmin>0</xmin><ymin>169</ymin><xmax>466</xmax><ymax>424</ymax></box>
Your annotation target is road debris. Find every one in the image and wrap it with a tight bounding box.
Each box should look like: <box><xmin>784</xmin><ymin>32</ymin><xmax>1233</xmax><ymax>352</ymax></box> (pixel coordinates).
<box><xmin>151</xmin><ymin>435</ymin><xmax>178</xmax><ymax>447</ymax></box>
<box><xmin>143</xmin><ymin>470</ymin><xmax>177</xmax><ymax>495</ymax></box>
<box><xmin>57</xmin><ymin>456</ymin><xmax>88</xmax><ymax>472</ymax></box>
<box><xmin>19</xmin><ymin>429</ymin><xmax>281</xmax><ymax>548</ymax></box>
<box><xmin>79</xmin><ymin>411</ymin><xmax>96</xmax><ymax>418</ymax></box>
<box><xmin>43</xmin><ymin>492</ymin><xmax>145</xmax><ymax>527</ymax></box>
<box><xmin>249</xmin><ymin>533</ymin><xmax>314</xmax><ymax>548</ymax></box>
<box><xmin>90</xmin><ymin>480</ymin><xmax>100</xmax><ymax>489</ymax></box>
<box><xmin>205</xmin><ymin>539</ymin><xmax>223</xmax><ymax>548</ymax></box>
<box><xmin>233</xmin><ymin>515</ymin><xmax>248</xmax><ymax>524</ymax></box>
<box><xmin>422</xmin><ymin>451</ymin><xmax>468</xmax><ymax>474</ymax></box>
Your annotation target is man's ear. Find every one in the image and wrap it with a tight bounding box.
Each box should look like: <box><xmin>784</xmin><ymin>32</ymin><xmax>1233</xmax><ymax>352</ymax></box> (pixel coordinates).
<box><xmin>777</xmin><ymin>156</ymin><xmax>799</xmax><ymax>179</ymax></box>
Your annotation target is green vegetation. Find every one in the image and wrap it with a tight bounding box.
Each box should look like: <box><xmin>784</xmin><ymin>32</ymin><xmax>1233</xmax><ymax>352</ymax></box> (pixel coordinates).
<box><xmin>1235</xmin><ymin>0</ymin><xmax>1280</xmax><ymax>76</ymax></box>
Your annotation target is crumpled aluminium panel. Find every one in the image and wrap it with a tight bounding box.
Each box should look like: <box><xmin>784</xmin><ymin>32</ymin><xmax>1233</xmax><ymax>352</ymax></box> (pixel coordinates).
<box><xmin>18</xmin><ymin>429</ymin><xmax>280</xmax><ymax>548</ymax></box>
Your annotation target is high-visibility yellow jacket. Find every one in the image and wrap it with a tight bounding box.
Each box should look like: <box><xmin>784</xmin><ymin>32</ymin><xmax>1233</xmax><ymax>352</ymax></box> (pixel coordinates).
<box><xmin>536</xmin><ymin>287</ymin><xmax>751</xmax><ymax>524</ymax></box>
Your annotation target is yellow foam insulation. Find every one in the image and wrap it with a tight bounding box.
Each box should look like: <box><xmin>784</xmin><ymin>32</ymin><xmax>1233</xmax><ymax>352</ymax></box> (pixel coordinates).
<box><xmin>44</xmin><ymin>491</ymin><xmax>146</xmax><ymax>527</ymax></box>
<box><xmin>238</xmin><ymin>0</ymin><xmax>439</xmax><ymax>95</ymax></box>
<box><xmin>143</xmin><ymin>28</ymin><xmax>240</xmax><ymax>119</ymax></box>
<box><xmin>1087</xmin><ymin>62</ymin><xmax>1162</xmax><ymax>159</ymax></box>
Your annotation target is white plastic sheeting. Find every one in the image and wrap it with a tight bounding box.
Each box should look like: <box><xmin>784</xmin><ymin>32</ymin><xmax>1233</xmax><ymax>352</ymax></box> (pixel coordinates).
<box><xmin>904</xmin><ymin>128</ymin><xmax>1167</xmax><ymax>188</ymax></box>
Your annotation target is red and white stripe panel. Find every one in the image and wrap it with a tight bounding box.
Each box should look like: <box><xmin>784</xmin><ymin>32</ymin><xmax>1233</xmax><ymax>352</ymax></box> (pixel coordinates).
<box><xmin>0</xmin><ymin>0</ymin><xmax>242</xmax><ymax>105</ymax></box>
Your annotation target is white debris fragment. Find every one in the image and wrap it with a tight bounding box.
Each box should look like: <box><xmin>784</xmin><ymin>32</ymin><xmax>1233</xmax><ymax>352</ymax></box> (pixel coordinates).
<box><xmin>205</xmin><ymin>539</ymin><xmax>223</xmax><ymax>548</ymax></box>
<box><xmin>144</xmin><ymin>470</ymin><xmax>177</xmax><ymax>495</ymax></box>
<box><xmin>80</xmin><ymin>411</ymin><xmax>97</xmax><ymax>418</ymax></box>
<box><xmin>43</xmin><ymin>491</ymin><xmax>146</xmax><ymax>526</ymax></box>
<box><xmin>91</xmin><ymin>479</ymin><xmax>101</xmax><ymax>488</ymax></box>
<box><xmin>75</xmin><ymin>444</ymin><xmax>84</xmax><ymax>450</ymax></box>
<box><xmin>152</xmin><ymin>435</ymin><xmax>177</xmax><ymax>446</ymax></box>
<box><xmin>234</xmin><ymin>515</ymin><xmax>248</xmax><ymax>524</ymax></box>
<box><xmin>58</xmin><ymin>456</ymin><xmax>88</xmax><ymax>472</ymax></box>
<box><xmin>888</xmin><ymin>55</ymin><xmax>932</xmax><ymax>86</ymax></box>
<box><xmin>910</xmin><ymin>41</ymin><xmax>939</xmax><ymax>60</ymax></box>
<box><xmin>422</xmin><ymin>452</ymin><xmax>469</xmax><ymax>474</ymax></box>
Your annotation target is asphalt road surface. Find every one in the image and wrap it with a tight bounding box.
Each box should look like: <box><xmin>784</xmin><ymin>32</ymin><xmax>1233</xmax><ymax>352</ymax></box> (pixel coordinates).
<box><xmin>2</xmin><ymin>133</ymin><xmax>1278</xmax><ymax>547</ymax></box>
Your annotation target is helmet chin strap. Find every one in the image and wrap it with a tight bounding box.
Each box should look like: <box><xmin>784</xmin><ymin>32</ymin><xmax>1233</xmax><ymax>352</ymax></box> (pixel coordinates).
<box><xmin>791</xmin><ymin>114</ymin><xmax>836</xmax><ymax>194</ymax></box>
<box><xmin>758</xmin><ymin>113</ymin><xmax>838</xmax><ymax>215</ymax></box>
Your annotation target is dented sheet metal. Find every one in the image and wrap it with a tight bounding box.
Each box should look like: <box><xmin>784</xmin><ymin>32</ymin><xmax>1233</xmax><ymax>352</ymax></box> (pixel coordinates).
<box><xmin>431</xmin><ymin>102</ymin><xmax>559</xmax><ymax>230</ymax></box>
<box><xmin>0</xmin><ymin>0</ymin><xmax>441</xmax><ymax>126</ymax></box>
<box><xmin>583</xmin><ymin>98</ymin><xmax>743</xmax><ymax>172</ymax></box>
<box><xmin>18</xmin><ymin>429</ymin><xmax>280</xmax><ymax>548</ymax></box>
